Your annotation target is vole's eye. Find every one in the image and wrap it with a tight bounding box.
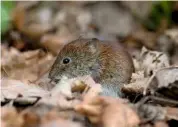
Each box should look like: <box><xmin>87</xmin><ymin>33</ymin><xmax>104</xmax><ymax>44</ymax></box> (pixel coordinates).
<box><xmin>62</xmin><ymin>57</ymin><xmax>71</xmax><ymax>64</ymax></box>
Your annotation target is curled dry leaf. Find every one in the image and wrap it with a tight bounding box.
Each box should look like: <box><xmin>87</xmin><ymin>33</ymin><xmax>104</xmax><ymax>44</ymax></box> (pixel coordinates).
<box><xmin>74</xmin><ymin>85</ymin><xmax>106</xmax><ymax>120</ymax></box>
<box><xmin>50</xmin><ymin>75</ymin><xmax>101</xmax><ymax>100</ymax></box>
<box><xmin>130</xmin><ymin>71</ymin><xmax>145</xmax><ymax>83</ymax></box>
<box><xmin>75</xmin><ymin>93</ymin><xmax>140</xmax><ymax>127</ymax></box>
<box><xmin>1</xmin><ymin>79</ymin><xmax>49</xmax><ymax>104</ymax></box>
<box><xmin>122</xmin><ymin>77</ymin><xmax>149</xmax><ymax>94</ymax></box>
<box><xmin>145</xmin><ymin>67</ymin><xmax>178</xmax><ymax>100</ymax></box>
<box><xmin>43</xmin><ymin>75</ymin><xmax>101</xmax><ymax>109</ymax></box>
<box><xmin>128</xmin><ymin>47</ymin><xmax>171</xmax><ymax>95</ymax></box>
<box><xmin>153</xmin><ymin>67</ymin><xmax>178</xmax><ymax>88</ymax></box>
<box><xmin>101</xmin><ymin>102</ymin><xmax>140</xmax><ymax>127</ymax></box>
<box><xmin>122</xmin><ymin>71</ymin><xmax>148</xmax><ymax>94</ymax></box>
<box><xmin>21</xmin><ymin>111</ymin><xmax>40</xmax><ymax>127</ymax></box>
<box><xmin>140</xmin><ymin>47</ymin><xmax>170</xmax><ymax>77</ymax></box>
<box><xmin>1</xmin><ymin>107</ymin><xmax>24</xmax><ymax>127</ymax></box>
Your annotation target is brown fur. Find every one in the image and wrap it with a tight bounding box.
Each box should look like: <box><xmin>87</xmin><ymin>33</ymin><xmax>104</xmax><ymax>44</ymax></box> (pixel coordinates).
<box><xmin>49</xmin><ymin>38</ymin><xmax>134</xmax><ymax>97</ymax></box>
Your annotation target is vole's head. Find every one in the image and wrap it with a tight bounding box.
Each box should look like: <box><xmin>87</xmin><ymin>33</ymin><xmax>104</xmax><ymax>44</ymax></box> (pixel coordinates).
<box><xmin>49</xmin><ymin>38</ymin><xmax>100</xmax><ymax>83</ymax></box>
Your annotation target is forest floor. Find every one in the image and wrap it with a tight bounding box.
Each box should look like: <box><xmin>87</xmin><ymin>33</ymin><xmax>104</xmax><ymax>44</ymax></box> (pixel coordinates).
<box><xmin>1</xmin><ymin>1</ymin><xmax>178</xmax><ymax>127</ymax></box>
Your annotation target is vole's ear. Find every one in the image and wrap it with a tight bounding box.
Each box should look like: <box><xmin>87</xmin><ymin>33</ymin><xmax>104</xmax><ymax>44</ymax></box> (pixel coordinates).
<box><xmin>86</xmin><ymin>38</ymin><xmax>99</xmax><ymax>54</ymax></box>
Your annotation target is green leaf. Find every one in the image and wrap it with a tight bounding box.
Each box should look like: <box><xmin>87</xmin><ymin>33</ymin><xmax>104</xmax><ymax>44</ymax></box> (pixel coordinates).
<box><xmin>144</xmin><ymin>1</ymin><xmax>174</xmax><ymax>31</ymax></box>
<box><xmin>1</xmin><ymin>1</ymin><xmax>15</xmax><ymax>34</ymax></box>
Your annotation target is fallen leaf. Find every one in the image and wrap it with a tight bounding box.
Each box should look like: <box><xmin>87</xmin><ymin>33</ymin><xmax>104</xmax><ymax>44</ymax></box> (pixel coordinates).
<box><xmin>39</xmin><ymin>94</ymin><xmax>80</xmax><ymax>110</ymax></box>
<box><xmin>1</xmin><ymin>79</ymin><xmax>49</xmax><ymax>105</ymax></box>
<box><xmin>21</xmin><ymin>110</ymin><xmax>40</xmax><ymax>127</ymax></box>
<box><xmin>140</xmin><ymin>47</ymin><xmax>170</xmax><ymax>77</ymax></box>
<box><xmin>1</xmin><ymin>107</ymin><xmax>24</xmax><ymax>127</ymax></box>
<box><xmin>1</xmin><ymin>45</ymin><xmax>54</xmax><ymax>83</ymax></box>
<box><xmin>122</xmin><ymin>77</ymin><xmax>149</xmax><ymax>94</ymax></box>
<box><xmin>75</xmin><ymin>94</ymin><xmax>140</xmax><ymax>127</ymax></box>
<box><xmin>40</xmin><ymin>118</ymin><xmax>83</xmax><ymax>127</ymax></box>
<box><xmin>136</xmin><ymin>104</ymin><xmax>166</xmax><ymax>122</ymax></box>
<box><xmin>154</xmin><ymin>121</ymin><xmax>168</xmax><ymax>127</ymax></box>
<box><xmin>122</xmin><ymin>71</ymin><xmax>148</xmax><ymax>96</ymax></box>
<box><xmin>50</xmin><ymin>75</ymin><xmax>101</xmax><ymax>101</ymax></box>
<box><xmin>101</xmin><ymin>101</ymin><xmax>140</xmax><ymax>127</ymax></box>
<box><xmin>145</xmin><ymin>66</ymin><xmax>178</xmax><ymax>100</ymax></box>
<box><xmin>165</xmin><ymin>107</ymin><xmax>178</xmax><ymax>121</ymax></box>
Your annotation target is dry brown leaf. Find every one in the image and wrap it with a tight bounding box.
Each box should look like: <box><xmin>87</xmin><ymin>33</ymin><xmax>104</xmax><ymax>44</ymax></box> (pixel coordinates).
<box><xmin>136</xmin><ymin>104</ymin><xmax>167</xmax><ymax>123</ymax></box>
<box><xmin>165</xmin><ymin>107</ymin><xmax>178</xmax><ymax>121</ymax></box>
<box><xmin>1</xmin><ymin>107</ymin><xmax>24</xmax><ymax>127</ymax></box>
<box><xmin>153</xmin><ymin>67</ymin><xmax>178</xmax><ymax>88</ymax></box>
<box><xmin>122</xmin><ymin>71</ymin><xmax>147</xmax><ymax>94</ymax></box>
<box><xmin>40</xmin><ymin>118</ymin><xmax>83</xmax><ymax>127</ymax></box>
<box><xmin>22</xmin><ymin>103</ymin><xmax>84</xmax><ymax>124</ymax></box>
<box><xmin>50</xmin><ymin>75</ymin><xmax>101</xmax><ymax>99</ymax></box>
<box><xmin>130</xmin><ymin>71</ymin><xmax>145</xmax><ymax>82</ymax></box>
<box><xmin>39</xmin><ymin>94</ymin><xmax>80</xmax><ymax>110</ymax></box>
<box><xmin>39</xmin><ymin>76</ymin><xmax>100</xmax><ymax>109</ymax></box>
<box><xmin>75</xmin><ymin>94</ymin><xmax>140</xmax><ymax>127</ymax></box>
<box><xmin>39</xmin><ymin>109</ymin><xmax>84</xmax><ymax>127</ymax></box>
<box><xmin>1</xmin><ymin>79</ymin><xmax>49</xmax><ymax>102</ymax></box>
<box><xmin>140</xmin><ymin>47</ymin><xmax>170</xmax><ymax>77</ymax></box>
<box><xmin>1</xmin><ymin>45</ymin><xmax>54</xmax><ymax>82</ymax></box>
<box><xmin>122</xmin><ymin>77</ymin><xmax>149</xmax><ymax>94</ymax></box>
<box><xmin>101</xmin><ymin>102</ymin><xmax>140</xmax><ymax>127</ymax></box>
<box><xmin>145</xmin><ymin>66</ymin><xmax>178</xmax><ymax>99</ymax></box>
<box><xmin>21</xmin><ymin>111</ymin><xmax>40</xmax><ymax>127</ymax></box>
<box><xmin>19</xmin><ymin>103</ymin><xmax>84</xmax><ymax>127</ymax></box>
<box><xmin>154</xmin><ymin>121</ymin><xmax>168</xmax><ymax>127</ymax></box>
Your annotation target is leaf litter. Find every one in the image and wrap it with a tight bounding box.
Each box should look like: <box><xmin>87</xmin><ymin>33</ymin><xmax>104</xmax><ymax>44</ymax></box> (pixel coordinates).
<box><xmin>1</xmin><ymin>1</ymin><xmax>178</xmax><ymax>127</ymax></box>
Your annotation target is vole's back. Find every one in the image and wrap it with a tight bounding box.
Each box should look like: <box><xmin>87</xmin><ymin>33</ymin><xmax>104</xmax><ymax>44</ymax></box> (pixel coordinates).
<box><xmin>98</xmin><ymin>41</ymin><xmax>134</xmax><ymax>85</ymax></box>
